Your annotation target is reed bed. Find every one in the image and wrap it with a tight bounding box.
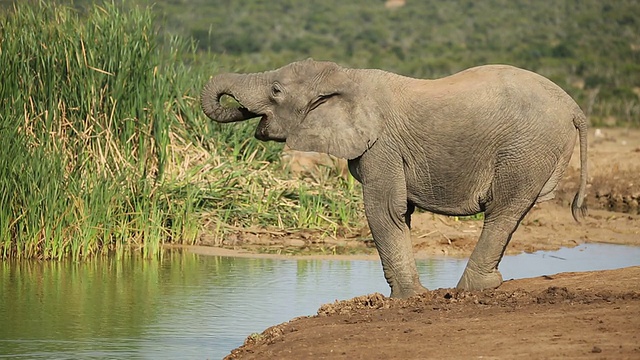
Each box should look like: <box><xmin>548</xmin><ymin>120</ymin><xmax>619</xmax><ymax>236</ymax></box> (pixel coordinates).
<box><xmin>0</xmin><ymin>2</ymin><xmax>363</xmax><ymax>261</ymax></box>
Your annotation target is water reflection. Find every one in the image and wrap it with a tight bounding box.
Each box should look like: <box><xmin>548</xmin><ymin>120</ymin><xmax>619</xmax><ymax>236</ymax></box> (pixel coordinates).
<box><xmin>500</xmin><ymin>243</ymin><xmax>640</xmax><ymax>279</ymax></box>
<box><xmin>1</xmin><ymin>243</ymin><xmax>639</xmax><ymax>359</ymax></box>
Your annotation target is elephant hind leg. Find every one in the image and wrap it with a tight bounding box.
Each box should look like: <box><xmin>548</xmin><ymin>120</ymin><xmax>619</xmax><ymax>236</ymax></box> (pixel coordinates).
<box><xmin>457</xmin><ymin>161</ymin><xmax>545</xmax><ymax>290</ymax></box>
<box><xmin>535</xmin><ymin>170</ymin><xmax>563</xmax><ymax>203</ymax></box>
<box><xmin>537</xmin><ymin>154</ymin><xmax>573</xmax><ymax>203</ymax></box>
<box><xmin>456</xmin><ymin>203</ymin><xmax>533</xmax><ymax>290</ymax></box>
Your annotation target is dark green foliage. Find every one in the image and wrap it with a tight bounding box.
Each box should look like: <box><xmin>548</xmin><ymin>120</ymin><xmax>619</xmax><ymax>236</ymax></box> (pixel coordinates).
<box><xmin>135</xmin><ymin>0</ymin><xmax>640</xmax><ymax>125</ymax></box>
<box><xmin>3</xmin><ymin>1</ymin><xmax>640</xmax><ymax>124</ymax></box>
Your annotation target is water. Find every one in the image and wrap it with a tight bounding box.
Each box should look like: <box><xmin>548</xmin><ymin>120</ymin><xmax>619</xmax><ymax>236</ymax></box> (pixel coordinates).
<box><xmin>1</xmin><ymin>243</ymin><xmax>639</xmax><ymax>359</ymax></box>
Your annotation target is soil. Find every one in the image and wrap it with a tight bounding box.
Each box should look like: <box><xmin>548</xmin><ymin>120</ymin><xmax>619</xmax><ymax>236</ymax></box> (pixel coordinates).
<box><xmin>226</xmin><ymin>267</ymin><xmax>640</xmax><ymax>359</ymax></box>
<box><xmin>189</xmin><ymin>128</ymin><xmax>640</xmax><ymax>359</ymax></box>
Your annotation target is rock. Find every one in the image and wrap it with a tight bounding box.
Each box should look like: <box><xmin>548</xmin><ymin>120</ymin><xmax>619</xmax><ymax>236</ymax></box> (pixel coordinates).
<box><xmin>286</xmin><ymin>239</ymin><xmax>306</xmax><ymax>247</ymax></box>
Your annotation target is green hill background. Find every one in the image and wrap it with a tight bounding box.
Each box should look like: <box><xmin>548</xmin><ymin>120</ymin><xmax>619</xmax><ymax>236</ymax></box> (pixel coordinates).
<box><xmin>3</xmin><ymin>0</ymin><xmax>639</xmax><ymax>124</ymax></box>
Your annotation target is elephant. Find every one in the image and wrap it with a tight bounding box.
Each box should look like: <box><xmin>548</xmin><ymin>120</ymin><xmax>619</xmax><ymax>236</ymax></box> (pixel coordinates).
<box><xmin>201</xmin><ymin>59</ymin><xmax>588</xmax><ymax>298</ymax></box>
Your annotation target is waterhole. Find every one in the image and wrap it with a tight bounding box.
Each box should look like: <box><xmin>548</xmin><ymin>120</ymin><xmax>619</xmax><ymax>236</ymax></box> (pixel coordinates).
<box><xmin>1</xmin><ymin>243</ymin><xmax>638</xmax><ymax>359</ymax></box>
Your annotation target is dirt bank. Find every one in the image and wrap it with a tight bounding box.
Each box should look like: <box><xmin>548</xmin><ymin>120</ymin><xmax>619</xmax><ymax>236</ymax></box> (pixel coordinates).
<box><xmin>227</xmin><ymin>266</ymin><xmax>640</xmax><ymax>359</ymax></box>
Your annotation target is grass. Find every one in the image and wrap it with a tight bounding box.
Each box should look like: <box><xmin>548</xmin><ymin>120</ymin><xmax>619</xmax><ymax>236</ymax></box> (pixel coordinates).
<box><xmin>0</xmin><ymin>1</ymin><xmax>363</xmax><ymax>260</ymax></box>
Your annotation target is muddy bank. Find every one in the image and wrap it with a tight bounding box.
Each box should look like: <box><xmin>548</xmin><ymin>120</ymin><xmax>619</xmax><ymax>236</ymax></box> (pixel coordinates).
<box><xmin>186</xmin><ymin>201</ymin><xmax>640</xmax><ymax>260</ymax></box>
<box><xmin>557</xmin><ymin>127</ymin><xmax>640</xmax><ymax>214</ymax></box>
<box><xmin>226</xmin><ymin>266</ymin><xmax>640</xmax><ymax>359</ymax></box>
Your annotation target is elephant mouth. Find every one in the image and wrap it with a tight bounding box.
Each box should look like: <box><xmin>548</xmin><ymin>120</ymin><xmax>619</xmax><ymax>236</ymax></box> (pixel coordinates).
<box><xmin>255</xmin><ymin>114</ymin><xmax>285</xmax><ymax>142</ymax></box>
<box><xmin>255</xmin><ymin>115</ymin><xmax>269</xmax><ymax>141</ymax></box>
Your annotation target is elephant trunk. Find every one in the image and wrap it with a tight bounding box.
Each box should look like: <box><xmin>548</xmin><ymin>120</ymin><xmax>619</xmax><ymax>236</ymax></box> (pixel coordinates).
<box><xmin>201</xmin><ymin>73</ymin><xmax>260</xmax><ymax>123</ymax></box>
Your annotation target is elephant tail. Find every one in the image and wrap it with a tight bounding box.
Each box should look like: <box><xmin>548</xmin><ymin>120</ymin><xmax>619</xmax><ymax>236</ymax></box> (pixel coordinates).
<box><xmin>571</xmin><ymin>112</ymin><xmax>588</xmax><ymax>223</ymax></box>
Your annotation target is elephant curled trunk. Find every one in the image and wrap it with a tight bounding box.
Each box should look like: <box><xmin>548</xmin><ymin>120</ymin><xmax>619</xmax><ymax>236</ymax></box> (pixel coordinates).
<box><xmin>201</xmin><ymin>73</ymin><xmax>259</xmax><ymax>123</ymax></box>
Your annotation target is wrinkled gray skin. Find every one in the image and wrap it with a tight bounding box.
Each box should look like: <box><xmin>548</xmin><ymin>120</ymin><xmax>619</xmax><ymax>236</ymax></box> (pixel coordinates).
<box><xmin>201</xmin><ymin>59</ymin><xmax>588</xmax><ymax>298</ymax></box>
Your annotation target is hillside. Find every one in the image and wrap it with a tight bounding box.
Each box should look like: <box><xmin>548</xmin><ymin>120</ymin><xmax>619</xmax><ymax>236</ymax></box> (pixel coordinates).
<box><xmin>2</xmin><ymin>0</ymin><xmax>638</xmax><ymax>124</ymax></box>
<box><xmin>158</xmin><ymin>0</ymin><xmax>639</xmax><ymax>126</ymax></box>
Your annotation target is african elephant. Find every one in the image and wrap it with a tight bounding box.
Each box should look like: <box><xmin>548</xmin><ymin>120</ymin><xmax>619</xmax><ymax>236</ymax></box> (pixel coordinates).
<box><xmin>201</xmin><ymin>59</ymin><xmax>588</xmax><ymax>298</ymax></box>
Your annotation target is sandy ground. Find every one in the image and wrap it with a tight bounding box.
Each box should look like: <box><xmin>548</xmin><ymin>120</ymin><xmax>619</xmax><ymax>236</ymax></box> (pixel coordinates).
<box><xmin>187</xmin><ymin>128</ymin><xmax>640</xmax><ymax>359</ymax></box>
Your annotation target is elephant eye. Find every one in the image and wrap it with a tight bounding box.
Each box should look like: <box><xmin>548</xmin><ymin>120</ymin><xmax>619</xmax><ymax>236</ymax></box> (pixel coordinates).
<box><xmin>271</xmin><ymin>83</ymin><xmax>283</xmax><ymax>98</ymax></box>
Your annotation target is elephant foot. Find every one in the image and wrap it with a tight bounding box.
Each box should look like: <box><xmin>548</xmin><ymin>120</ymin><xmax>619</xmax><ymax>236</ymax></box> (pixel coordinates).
<box><xmin>456</xmin><ymin>267</ymin><xmax>503</xmax><ymax>291</ymax></box>
<box><xmin>390</xmin><ymin>283</ymin><xmax>429</xmax><ymax>299</ymax></box>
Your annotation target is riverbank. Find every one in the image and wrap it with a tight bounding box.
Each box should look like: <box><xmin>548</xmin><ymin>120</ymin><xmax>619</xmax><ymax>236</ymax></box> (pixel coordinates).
<box><xmin>183</xmin><ymin>200</ymin><xmax>640</xmax><ymax>261</ymax></box>
<box><xmin>226</xmin><ymin>266</ymin><xmax>640</xmax><ymax>359</ymax></box>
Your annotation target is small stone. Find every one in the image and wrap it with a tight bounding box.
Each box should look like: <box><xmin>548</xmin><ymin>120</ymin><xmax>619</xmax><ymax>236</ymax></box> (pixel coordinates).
<box><xmin>591</xmin><ymin>346</ymin><xmax>602</xmax><ymax>353</ymax></box>
<box><xmin>287</xmin><ymin>239</ymin><xmax>306</xmax><ymax>247</ymax></box>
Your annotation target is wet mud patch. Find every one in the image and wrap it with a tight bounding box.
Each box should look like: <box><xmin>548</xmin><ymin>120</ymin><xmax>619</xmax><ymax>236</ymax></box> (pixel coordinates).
<box><xmin>316</xmin><ymin>286</ymin><xmax>640</xmax><ymax>316</ymax></box>
<box><xmin>590</xmin><ymin>169</ymin><xmax>640</xmax><ymax>214</ymax></box>
<box><xmin>558</xmin><ymin>127</ymin><xmax>640</xmax><ymax>215</ymax></box>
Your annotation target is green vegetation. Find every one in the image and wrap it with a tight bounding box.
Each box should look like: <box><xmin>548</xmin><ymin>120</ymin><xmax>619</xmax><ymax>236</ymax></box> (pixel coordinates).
<box><xmin>0</xmin><ymin>2</ymin><xmax>362</xmax><ymax>260</ymax></box>
<box><xmin>1</xmin><ymin>0</ymin><xmax>638</xmax><ymax>260</ymax></box>
<box><xmin>143</xmin><ymin>0</ymin><xmax>639</xmax><ymax>126</ymax></box>
<box><xmin>7</xmin><ymin>0</ymin><xmax>638</xmax><ymax>126</ymax></box>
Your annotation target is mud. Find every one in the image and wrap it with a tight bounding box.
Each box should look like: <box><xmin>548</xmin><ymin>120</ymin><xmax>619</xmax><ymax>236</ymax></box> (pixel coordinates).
<box><xmin>226</xmin><ymin>267</ymin><xmax>640</xmax><ymax>359</ymax></box>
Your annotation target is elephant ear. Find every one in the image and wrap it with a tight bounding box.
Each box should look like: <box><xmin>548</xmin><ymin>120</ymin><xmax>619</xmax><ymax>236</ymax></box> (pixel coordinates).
<box><xmin>286</xmin><ymin>73</ymin><xmax>381</xmax><ymax>160</ymax></box>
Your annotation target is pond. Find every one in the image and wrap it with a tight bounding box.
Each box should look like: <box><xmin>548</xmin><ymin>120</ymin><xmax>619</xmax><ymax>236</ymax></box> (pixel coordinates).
<box><xmin>1</xmin><ymin>243</ymin><xmax>639</xmax><ymax>359</ymax></box>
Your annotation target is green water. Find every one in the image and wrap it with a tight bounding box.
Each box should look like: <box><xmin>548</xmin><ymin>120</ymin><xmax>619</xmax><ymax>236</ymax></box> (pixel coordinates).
<box><xmin>0</xmin><ymin>251</ymin><xmax>410</xmax><ymax>359</ymax></box>
<box><xmin>1</xmin><ymin>244</ymin><xmax>639</xmax><ymax>359</ymax></box>
<box><xmin>0</xmin><ymin>253</ymin><xmax>206</xmax><ymax>358</ymax></box>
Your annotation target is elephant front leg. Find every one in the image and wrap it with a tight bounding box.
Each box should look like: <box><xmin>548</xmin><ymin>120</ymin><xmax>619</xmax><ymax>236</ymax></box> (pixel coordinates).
<box><xmin>363</xmin><ymin>185</ymin><xmax>428</xmax><ymax>298</ymax></box>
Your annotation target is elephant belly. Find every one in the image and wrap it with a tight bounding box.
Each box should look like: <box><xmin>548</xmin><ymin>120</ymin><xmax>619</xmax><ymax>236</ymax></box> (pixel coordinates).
<box><xmin>404</xmin><ymin>167</ymin><xmax>491</xmax><ymax>217</ymax></box>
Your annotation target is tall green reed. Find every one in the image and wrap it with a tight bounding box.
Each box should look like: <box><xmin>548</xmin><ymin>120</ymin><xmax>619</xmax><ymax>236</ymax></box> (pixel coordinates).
<box><xmin>0</xmin><ymin>1</ymin><xmax>193</xmax><ymax>260</ymax></box>
<box><xmin>0</xmin><ymin>1</ymin><xmax>364</xmax><ymax>261</ymax></box>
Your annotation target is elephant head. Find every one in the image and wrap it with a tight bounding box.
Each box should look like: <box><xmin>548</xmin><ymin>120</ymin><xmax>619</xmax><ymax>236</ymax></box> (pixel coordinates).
<box><xmin>201</xmin><ymin>59</ymin><xmax>382</xmax><ymax>160</ymax></box>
